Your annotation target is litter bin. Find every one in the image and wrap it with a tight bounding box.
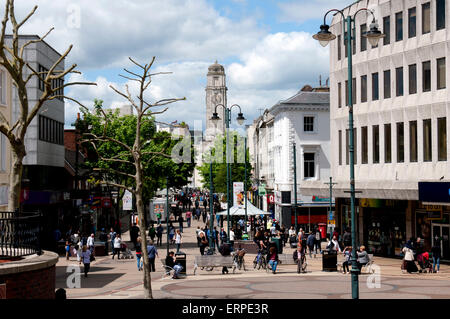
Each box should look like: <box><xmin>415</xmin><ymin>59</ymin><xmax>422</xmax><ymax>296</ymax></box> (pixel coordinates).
<box><xmin>270</xmin><ymin>238</ymin><xmax>282</xmax><ymax>254</ymax></box>
<box><xmin>322</xmin><ymin>250</ymin><xmax>337</xmax><ymax>272</ymax></box>
<box><xmin>175</xmin><ymin>252</ymin><xmax>186</xmax><ymax>275</ymax></box>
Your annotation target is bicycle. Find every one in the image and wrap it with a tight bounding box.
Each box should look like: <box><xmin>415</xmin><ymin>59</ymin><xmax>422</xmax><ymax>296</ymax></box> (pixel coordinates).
<box><xmin>253</xmin><ymin>249</ymin><xmax>267</xmax><ymax>270</ymax></box>
<box><xmin>232</xmin><ymin>250</ymin><xmax>246</xmax><ymax>270</ymax></box>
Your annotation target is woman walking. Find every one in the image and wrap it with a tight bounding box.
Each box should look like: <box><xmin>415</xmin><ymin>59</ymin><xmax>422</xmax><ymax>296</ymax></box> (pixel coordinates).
<box><xmin>81</xmin><ymin>245</ymin><xmax>91</xmax><ymax>277</ymax></box>
<box><xmin>112</xmin><ymin>234</ymin><xmax>122</xmax><ymax>260</ymax></box>
<box><xmin>175</xmin><ymin>229</ymin><xmax>182</xmax><ymax>253</ymax></box>
<box><xmin>199</xmin><ymin>232</ymin><xmax>208</xmax><ymax>255</ymax></box>
<box><xmin>135</xmin><ymin>237</ymin><xmax>143</xmax><ymax>271</ymax></box>
<box><xmin>402</xmin><ymin>241</ymin><xmax>418</xmax><ymax>273</ymax></box>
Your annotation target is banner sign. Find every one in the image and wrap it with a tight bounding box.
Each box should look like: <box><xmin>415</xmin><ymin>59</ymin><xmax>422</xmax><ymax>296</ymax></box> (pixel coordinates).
<box><xmin>233</xmin><ymin>182</ymin><xmax>244</xmax><ymax>207</ymax></box>
<box><xmin>123</xmin><ymin>190</ymin><xmax>133</xmax><ymax>210</ymax></box>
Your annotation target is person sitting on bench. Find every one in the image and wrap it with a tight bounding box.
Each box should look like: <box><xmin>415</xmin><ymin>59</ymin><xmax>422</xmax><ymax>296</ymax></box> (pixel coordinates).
<box><xmin>165</xmin><ymin>251</ymin><xmax>183</xmax><ymax>279</ymax></box>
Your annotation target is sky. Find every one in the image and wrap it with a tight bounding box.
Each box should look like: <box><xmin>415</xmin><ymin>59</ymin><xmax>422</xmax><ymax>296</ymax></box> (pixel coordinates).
<box><xmin>8</xmin><ymin>0</ymin><xmax>352</xmax><ymax>130</ymax></box>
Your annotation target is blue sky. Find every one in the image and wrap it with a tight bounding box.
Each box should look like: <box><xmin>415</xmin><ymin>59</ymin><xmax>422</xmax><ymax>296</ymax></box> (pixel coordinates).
<box><xmin>9</xmin><ymin>0</ymin><xmax>351</xmax><ymax>129</ymax></box>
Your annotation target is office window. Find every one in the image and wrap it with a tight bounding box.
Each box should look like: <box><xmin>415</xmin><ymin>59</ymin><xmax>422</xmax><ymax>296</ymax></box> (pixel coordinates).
<box><xmin>396</xmin><ymin>67</ymin><xmax>404</xmax><ymax>96</ymax></box>
<box><xmin>352</xmin><ymin>78</ymin><xmax>356</xmax><ymax>105</ymax></box>
<box><xmin>354</xmin><ymin>128</ymin><xmax>357</xmax><ymax>164</ymax></box>
<box><xmin>338</xmin><ymin>82</ymin><xmax>342</xmax><ymax>108</ymax></box>
<box><xmin>304</xmin><ymin>116</ymin><xmax>314</xmax><ymax>132</ymax></box>
<box><xmin>410</xmin><ymin>120</ymin><xmax>418</xmax><ymax>162</ymax></box>
<box><xmin>437</xmin><ymin>57</ymin><xmax>446</xmax><ymax>90</ymax></box>
<box><xmin>383</xmin><ymin>16</ymin><xmax>391</xmax><ymax>45</ymax></box>
<box><xmin>397</xmin><ymin>122</ymin><xmax>404</xmax><ymax>163</ymax></box>
<box><xmin>344</xmin><ymin>31</ymin><xmax>348</xmax><ymax>58</ymax></box>
<box><xmin>346</xmin><ymin>129</ymin><xmax>349</xmax><ymax>165</ymax></box>
<box><xmin>385</xmin><ymin>124</ymin><xmax>392</xmax><ymax>163</ymax></box>
<box><xmin>438</xmin><ymin>117</ymin><xmax>447</xmax><ymax>161</ymax></box>
<box><xmin>345</xmin><ymin>80</ymin><xmax>349</xmax><ymax>106</ymax></box>
<box><xmin>304</xmin><ymin>153</ymin><xmax>315</xmax><ymax>178</ymax></box>
<box><xmin>408</xmin><ymin>7</ymin><xmax>416</xmax><ymax>38</ymax></box>
<box><xmin>360</xmin><ymin>24</ymin><xmax>367</xmax><ymax>51</ymax></box>
<box><xmin>423</xmin><ymin>119</ymin><xmax>432</xmax><ymax>162</ymax></box>
<box><xmin>361</xmin><ymin>75</ymin><xmax>367</xmax><ymax>102</ymax></box>
<box><xmin>423</xmin><ymin>61</ymin><xmax>431</xmax><ymax>92</ymax></box>
<box><xmin>361</xmin><ymin>126</ymin><xmax>368</xmax><ymax>164</ymax></box>
<box><xmin>409</xmin><ymin>64</ymin><xmax>417</xmax><ymax>94</ymax></box>
<box><xmin>338</xmin><ymin>34</ymin><xmax>342</xmax><ymax>61</ymax></box>
<box><xmin>384</xmin><ymin>70</ymin><xmax>391</xmax><ymax>99</ymax></box>
<box><xmin>39</xmin><ymin>115</ymin><xmax>64</xmax><ymax>145</ymax></box>
<box><xmin>373</xmin><ymin>125</ymin><xmax>380</xmax><ymax>163</ymax></box>
<box><xmin>352</xmin><ymin>27</ymin><xmax>356</xmax><ymax>55</ymax></box>
<box><xmin>372</xmin><ymin>72</ymin><xmax>379</xmax><ymax>101</ymax></box>
<box><xmin>0</xmin><ymin>70</ymin><xmax>5</xmax><ymax>105</ymax></box>
<box><xmin>0</xmin><ymin>133</ymin><xmax>5</xmax><ymax>171</ymax></box>
<box><xmin>437</xmin><ymin>0</ymin><xmax>446</xmax><ymax>30</ymax></box>
<box><xmin>422</xmin><ymin>2</ymin><xmax>431</xmax><ymax>34</ymax></box>
<box><xmin>396</xmin><ymin>12</ymin><xmax>403</xmax><ymax>41</ymax></box>
<box><xmin>339</xmin><ymin>130</ymin><xmax>342</xmax><ymax>166</ymax></box>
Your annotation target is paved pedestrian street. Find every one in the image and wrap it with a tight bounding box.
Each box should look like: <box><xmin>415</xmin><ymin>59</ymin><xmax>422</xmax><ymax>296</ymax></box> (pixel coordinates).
<box><xmin>54</xmin><ymin>217</ymin><xmax>450</xmax><ymax>299</ymax></box>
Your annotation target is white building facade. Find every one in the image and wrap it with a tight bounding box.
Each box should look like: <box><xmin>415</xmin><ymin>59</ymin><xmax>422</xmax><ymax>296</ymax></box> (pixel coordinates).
<box><xmin>313</xmin><ymin>0</ymin><xmax>450</xmax><ymax>259</ymax></box>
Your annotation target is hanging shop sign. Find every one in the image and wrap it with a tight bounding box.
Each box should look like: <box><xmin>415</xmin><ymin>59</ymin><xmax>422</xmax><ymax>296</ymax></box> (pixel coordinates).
<box><xmin>233</xmin><ymin>182</ymin><xmax>244</xmax><ymax>207</ymax></box>
<box><xmin>123</xmin><ymin>190</ymin><xmax>133</xmax><ymax>211</ymax></box>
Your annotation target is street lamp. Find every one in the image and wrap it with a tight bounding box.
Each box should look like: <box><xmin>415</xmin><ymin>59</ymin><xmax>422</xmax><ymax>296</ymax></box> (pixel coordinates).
<box><xmin>313</xmin><ymin>7</ymin><xmax>384</xmax><ymax>300</ymax></box>
<box><xmin>211</xmin><ymin>103</ymin><xmax>246</xmax><ymax>245</ymax></box>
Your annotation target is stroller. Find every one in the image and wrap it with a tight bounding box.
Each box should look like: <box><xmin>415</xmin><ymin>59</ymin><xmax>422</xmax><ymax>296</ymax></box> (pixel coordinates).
<box><xmin>119</xmin><ymin>242</ymin><xmax>134</xmax><ymax>259</ymax></box>
<box><xmin>417</xmin><ymin>252</ymin><xmax>432</xmax><ymax>273</ymax></box>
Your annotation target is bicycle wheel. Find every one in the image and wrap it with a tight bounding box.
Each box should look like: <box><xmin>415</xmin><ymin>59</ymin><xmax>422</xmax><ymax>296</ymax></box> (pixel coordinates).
<box><xmin>253</xmin><ymin>256</ymin><xmax>258</xmax><ymax>269</ymax></box>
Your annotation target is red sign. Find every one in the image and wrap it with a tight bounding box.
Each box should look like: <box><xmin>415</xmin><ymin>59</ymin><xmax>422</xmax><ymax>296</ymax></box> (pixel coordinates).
<box><xmin>291</xmin><ymin>214</ymin><xmax>327</xmax><ymax>225</ymax></box>
<box><xmin>267</xmin><ymin>194</ymin><xmax>275</xmax><ymax>204</ymax></box>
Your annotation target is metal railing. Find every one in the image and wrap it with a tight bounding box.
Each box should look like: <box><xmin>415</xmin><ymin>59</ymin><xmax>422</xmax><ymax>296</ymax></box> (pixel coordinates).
<box><xmin>0</xmin><ymin>211</ymin><xmax>42</xmax><ymax>259</ymax></box>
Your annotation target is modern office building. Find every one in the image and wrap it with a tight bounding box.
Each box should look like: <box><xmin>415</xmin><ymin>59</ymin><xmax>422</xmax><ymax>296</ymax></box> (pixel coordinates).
<box><xmin>306</xmin><ymin>0</ymin><xmax>450</xmax><ymax>259</ymax></box>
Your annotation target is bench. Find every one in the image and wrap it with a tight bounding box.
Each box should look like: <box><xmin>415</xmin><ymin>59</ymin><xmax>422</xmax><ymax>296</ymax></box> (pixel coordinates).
<box><xmin>337</xmin><ymin>254</ymin><xmax>374</xmax><ymax>274</ymax></box>
<box><xmin>193</xmin><ymin>255</ymin><xmax>237</xmax><ymax>275</ymax></box>
<box><xmin>160</xmin><ymin>258</ymin><xmax>187</xmax><ymax>279</ymax></box>
<box><xmin>277</xmin><ymin>253</ymin><xmax>308</xmax><ymax>273</ymax></box>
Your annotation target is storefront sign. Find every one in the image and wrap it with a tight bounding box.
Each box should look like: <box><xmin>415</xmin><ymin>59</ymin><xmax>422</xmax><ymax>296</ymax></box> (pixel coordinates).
<box><xmin>267</xmin><ymin>194</ymin><xmax>275</xmax><ymax>204</ymax></box>
<box><xmin>312</xmin><ymin>196</ymin><xmax>331</xmax><ymax>202</ymax></box>
<box><xmin>258</xmin><ymin>184</ymin><xmax>266</xmax><ymax>196</ymax></box>
<box><xmin>419</xmin><ymin>182</ymin><xmax>450</xmax><ymax>203</ymax></box>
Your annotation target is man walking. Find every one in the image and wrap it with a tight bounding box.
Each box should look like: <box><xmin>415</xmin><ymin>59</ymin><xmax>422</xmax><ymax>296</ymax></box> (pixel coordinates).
<box><xmin>156</xmin><ymin>224</ymin><xmax>163</xmax><ymax>246</ymax></box>
<box><xmin>130</xmin><ymin>223</ymin><xmax>140</xmax><ymax>249</ymax></box>
<box><xmin>185</xmin><ymin>211</ymin><xmax>192</xmax><ymax>228</ymax></box>
<box><xmin>147</xmin><ymin>240</ymin><xmax>158</xmax><ymax>272</ymax></box>
<box><xmin>178</xmin><ymin>214</ymin><xmax>184</xmax><ymax>233</ymax></box>
<box><xmin>307</xmin><ymin>232</ymin><xmax>316</xmax><ymax>258</ymax></box>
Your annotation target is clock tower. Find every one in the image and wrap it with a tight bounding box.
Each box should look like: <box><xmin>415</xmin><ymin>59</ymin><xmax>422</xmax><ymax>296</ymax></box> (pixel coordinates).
<box><xmin>205</xmin><ymin>60</ymin><xmax>227</xmax><ymax>140</ymax></box>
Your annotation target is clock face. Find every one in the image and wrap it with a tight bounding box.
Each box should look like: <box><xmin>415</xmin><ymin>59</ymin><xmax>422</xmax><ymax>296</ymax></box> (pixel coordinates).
<box><xmin>212</xmin><ymin>92</ymin><xmax>222</xmax><ymax>104</ymax></box>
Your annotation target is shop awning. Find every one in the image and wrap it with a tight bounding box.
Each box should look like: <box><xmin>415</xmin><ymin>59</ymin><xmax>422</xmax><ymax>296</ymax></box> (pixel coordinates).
<box><xmin>217</xmin><ymin>201</ymin><xmax>271</xmax><ymax>216</ymax></box>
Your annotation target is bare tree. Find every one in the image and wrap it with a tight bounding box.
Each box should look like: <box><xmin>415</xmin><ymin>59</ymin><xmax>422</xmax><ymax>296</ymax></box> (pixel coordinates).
<box><xmin>0</xmin><ymin>0</ymin><xmax>96</xmax><ymax>212</ymax></box>
<box><xmin>83</xmin><ymin>57</ymin><xmax>185</xmax><ymax>299</ymax></box>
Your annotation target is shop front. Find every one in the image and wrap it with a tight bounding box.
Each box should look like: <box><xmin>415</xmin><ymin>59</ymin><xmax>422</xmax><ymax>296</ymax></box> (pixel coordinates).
<box><xmin>361</xmin><ymin>199</ymin><xmax>407</xmax><ymax>257</ymax></box>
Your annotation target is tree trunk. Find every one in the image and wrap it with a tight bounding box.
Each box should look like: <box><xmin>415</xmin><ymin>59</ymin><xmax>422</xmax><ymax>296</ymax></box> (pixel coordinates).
<box><xmin>8</xmin><ymin>146</ymin><xmax>25</xmax><ymax>213</ymax></box>
<box><xmin>136</xmin><ymin>182</ymin><xmax>152</xmax><ymax>299</ymax></box>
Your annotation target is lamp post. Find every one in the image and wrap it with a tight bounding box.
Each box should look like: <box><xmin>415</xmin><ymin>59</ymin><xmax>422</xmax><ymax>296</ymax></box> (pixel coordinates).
<box><xmin>244</xmin><ymin>136</ymin><xmax>248</xmax><ymax>226</ymax></box>
<box><xmin>209</xmin><ymin>162</ymin><xmax>215</xmax><ymax>250</ymax></box>
<box><xmin>211</xmin><ymin>103</ymin><xmax>245</xmax><ymax>245</ymax></box>
<box><xmin>293</xmin><ymin>142</ymin><xmax>298</xmax><ymax>233</ymax></box>
<box><xmin>166</xmin><ymin>176</ymin><xmax>170</xmax><ymax>256</ymax></box>
<box><xmin>313</xmin><ymin>7</ymin><xmax>384</xmax><ymax>299</ymax></box>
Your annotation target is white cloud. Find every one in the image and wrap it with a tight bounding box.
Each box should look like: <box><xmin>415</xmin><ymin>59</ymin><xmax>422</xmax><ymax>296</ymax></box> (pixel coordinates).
<box><xmin>278</xmin><ymin>0</ymin><xmax>351</xmax><ymax>24</ymax></box>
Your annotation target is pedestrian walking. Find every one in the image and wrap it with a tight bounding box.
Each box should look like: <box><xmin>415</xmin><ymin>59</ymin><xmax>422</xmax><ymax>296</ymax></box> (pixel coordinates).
<box><xmin>342</xmin><ymin>246</ymin><xmax>352</xmax><ymax>274</ymax></box>
<box><xmin>169</xmin><ymin>224</ymin><xmax>175</xmax><ymax>244</ymax></box>
<box><xmin>199</xmin><ymin>232</ymin><xmax>208</xmax><ymax>255</ymax></box>
<box><xmin>314</xmin><ymin>228</ymin><xmax>322</xmax><ymax>254</ymax></box>
<box><xmin>76</xmin><ymin>241</ymin><xmax>82</xmax><ymax>265</ymax></box>
<box><xmin>343</xmin><ymin>228</ymin><xmax>352</xmax><ymax>248</ymax></box>
<box><xmin>213</xmin><ymin>227</ymin><xmax>219</xmax><ymax>249</ymax></box>
<box><xmin>186</xmin><ymin>211</ymin><xmax>192</xmax><ymax>228</ymax></box>
<box><xmin>112</xmin><ymin>234</ymin><xmax>122</xmax><ymax>259</ymax></box>
<box><xmin>219</xmin><ymin>228</ymin><xmax>227</xmax><ymax>245</ymax></box>
<box><xmin>130</xmin><ymin>223</ymin><xmax>140</xmax><ymax>249</ymax></box>
<box><xmin>87</xmin><ymin>233</ymin><xmax>95</xmax><ymax>255</ymax></box>
<box><xmin>147</xmin><ymin>240</ymin><xmax>158</xmax><ymax>272</ymax></box>
<box><xmin>156</xmin><ymin>224</ymin><xmax>163</xmax><ymax>246</ymax></box>
<box><xmin>81</xmin><ymin>245</ymin><xmax>91</xmax><ymax>277</ymax></box>
<box><xmin>432</xmin><ymin>239</ymin><xmax>441</xmax><ymax>273</ymax></box>
<box><xmin>135</xmin><ymin>237</ymin><xmax>143</xmax><ymax>271</ymax></box>
<box><xmin>65</xmin><ymin>241</ymin><xmax>71</xmax><ymax>260</ymax></box>
<box><xmin>178</xmin><ymin>215</ymin><xmax>184</xmax><ymax>233</ymax></box>
<box><xmin>229</xmin><ymin>228</ymin><xmax>235</xmax><ymax>249</ymax></box>
<box><xmin>148</xmin><ymin>223</ymin><xmax>156</xmax><ymax>242</ymax></box>
<box><xmin>108</xmin><ymin>228</ymin><xmax>116</xmax><ymax>255</ymax></box>
<box><xmin>267</xmin><ymin>246</ymin><xmax>279</xmax><ymax>274</ymax></box>
<box><xmin>175</xmin><ymin>229</ymin><xmax>182</xmax><ymax>253</ymax></box>
<box><xmin>307</xmin><ymin>232</ymin><xmax>315</xmax><ymax>258</ymax></box>
<box><xmin>402</xmin><ymin>240</ymin><xmax>418</xmax><ymax>273</ymax></box>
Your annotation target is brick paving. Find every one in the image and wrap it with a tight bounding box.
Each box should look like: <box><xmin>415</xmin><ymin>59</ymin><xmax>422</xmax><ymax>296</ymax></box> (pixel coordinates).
<box><xmin>55</xmin><ymin>215</ymin><xmax>450</xmax><ymax>299</ymax></box>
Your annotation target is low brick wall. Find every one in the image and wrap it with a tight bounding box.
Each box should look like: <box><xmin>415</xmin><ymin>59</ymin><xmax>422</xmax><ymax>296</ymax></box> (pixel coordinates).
<box><xmin>0</xmin><ymin>251</ymin><xmax>58</xmax><ymax>299</ymax></box>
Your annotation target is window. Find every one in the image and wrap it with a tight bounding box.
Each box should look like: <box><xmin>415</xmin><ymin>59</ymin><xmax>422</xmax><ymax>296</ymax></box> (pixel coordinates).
<box><xmin>423</xmin><ymin>119</ymin><xmax>432</xmax><ymax>162</ymax></box>
<box><xmin>338</xmin><ymin>34</ymin><xmax>342</xmax><ymax>61</ymax></box>
<box><xmin>397</xmin><ymin>122</ymin><xmax>404</xmax><ymax>163</ymax></box>
<box><xmin>423</xmin><ymin>61</ymin><xmax>431</xmax><ymax>92</ymax></box>
<box><xmin>38</xmin><ymin>115</ymin><xmax>64</xmax><ymax>145</ymax></box>
<box><xmin>344</xmin><ymin>31</ymin><xmax>348</xmax><ymax>58</ymax></box>
<box><xmin>437</xmin><ymin>57</ymin><xmax>446</xmax><ymax>90</ymax></box>
<box><xmin>352</xmin><ymin>78</ymin><xmax>356</xmax><ymax>105</ymax></box>
<box><xmin>372</xmin><ymin>72</ymin><xmax>379</xmax><ymax>101</ymax></box>
<box><xmin>304</xmin><ymin>153</ymin><xmax>315</xmax><ymax>178</ymax></box>
<box><xmin>0</xmin><ymin>70</ymin><xmax>5</xmax><ymax>105</ymax></box>
<box><xmin>384</xmin><ymin>70</ymin><xmax>391</xmax><ymax>99</ymax></box>
<box><xmin>38</xmin><ymin>64</ymin><xmax>64</xmax><ymax>101</ymax></box>
<box><xmin>438</xmin><ymin>117</ymin><xmax>447</xmax><ymax>161</ymax></box>
<box><xmin>396</xmin><ymin>12</ymin><xmax>403</xmax><ymax>41</ymax></box>
<box><xmin>346</xmin><ymin>129</ymin><xmax>349</xmax><ymax>165</ymax></box>
<box><xmin>410</xmin><ymin>120</ymin><xmax>418</xmax><ymax>162</ymax></box>
<box><xmin>408</xmin><ymin>7</ymin><xmax>416</xmax><ymax>38</ymax></box>
<box><xmin>339</xmin><ymin>130</ymin><xmax>342</xmax><ymax>166</ymax></box>
<box><xmin>383</xmin><ymin>16</ymin><xmax>391</xmax><ymax>45</ymax></box>
<box><xmin>373</xmin><ymin>125</ymin><xmax>380</xmax><ymax>163</ymax></box>
<box><xmin>304</xmin><ymin>116</ymin><xmax>314</xmax><ymax>132</ymax></box>
<box><xmin>362</xmin><ymin>126</ymin><xmax>368</xmax><ymax>164</ymax></box>
<box><xmin>385</xmin><ymin>124</ymin><xmax>392</xmax><ymax>163</ymax></box>
<box><xmin>338</xmin><ymin>82</ymin><xmax>342</xmax><ymax>108</ymax></box>
<box><xmin>422</xmin><ymin>2</ymin><xmax>431</xmax><ymax>34</ymax></box>
<box><xmin>361</xmin><ymin>75</ymin><xmax>367</xmax><ymax>102</ymax></box>
<box><xmin>0</xmin><ymin>133</ymin><xmax>5</xmax><ymax>171</ymax></box>
<box><xmin>437</xmin><ymin>0</ymin><xmax>446</xmax><ymax>30</ymax></box>
<box><xmin>360</xmin><ymin>24</ymin><xmax>367</xmax><ymax>52</ymax></box>
<box><xmin>409</xmin><ymin>64</ymin><xmax>417</xmax><ymax>94</ymax></box>
<box><xmin>345</xmin><ymin>80</ymin><xmax>349</xmax><ymax>106</ymax></box>
<box><xmin>396</xmin><ymin>67</ymin><xmax>404</xmax><ymax>96</ymax></box>
<box><xmin>352</xmin><ymin>27</ymin><xmax>356</xmax><ymax>55</ymax></box>
<box><xmin>354</xmin><ymin>128</ymin><xmax>357</xmax><ymax>165</ymax></box>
